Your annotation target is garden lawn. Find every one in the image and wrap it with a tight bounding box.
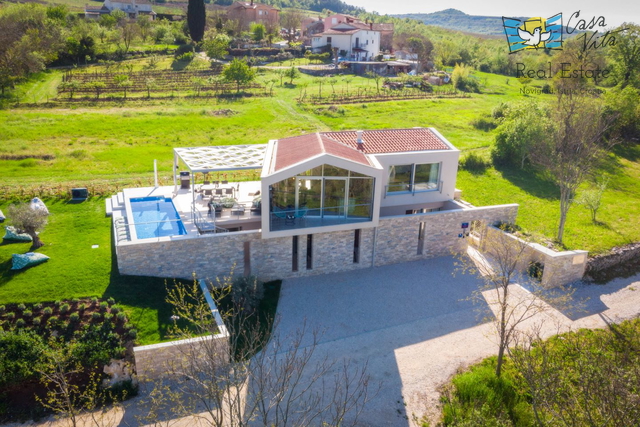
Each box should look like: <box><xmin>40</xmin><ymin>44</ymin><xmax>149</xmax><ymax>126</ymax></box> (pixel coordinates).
<box><xmin>0</xmin><ymin>198</ymin><xmax>176</xmax><ymax>344</ymax></box>
<box><xmin>2</xmin><ymin>64</ymin><xmax>639</xmax><ymax>254</ymax></box>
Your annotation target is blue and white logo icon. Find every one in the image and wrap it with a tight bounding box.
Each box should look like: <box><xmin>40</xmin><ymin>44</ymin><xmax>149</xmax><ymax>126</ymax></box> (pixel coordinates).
<box><xmin>503</xmin><ymin>13</ymin><xmax>564</xmax><ymax>53</ymax></box>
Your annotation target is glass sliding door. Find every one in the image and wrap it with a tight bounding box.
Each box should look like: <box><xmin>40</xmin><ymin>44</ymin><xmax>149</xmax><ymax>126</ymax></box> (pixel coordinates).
<box><xmin>323</xmin><ymin>178</ymin><xmax>347</xmax><ymax>217</ymax></box>
<box><xmin>296</xmin><ymin>178</ymin><xmax>322</xmax><ymax>216</ymax></box>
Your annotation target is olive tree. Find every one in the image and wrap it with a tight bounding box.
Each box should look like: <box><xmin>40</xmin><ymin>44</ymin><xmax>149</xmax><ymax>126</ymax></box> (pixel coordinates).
<box><xmin>8</xmin><ymin>202</ymin><xmax>49</xmax><ymax>249</ymax></box>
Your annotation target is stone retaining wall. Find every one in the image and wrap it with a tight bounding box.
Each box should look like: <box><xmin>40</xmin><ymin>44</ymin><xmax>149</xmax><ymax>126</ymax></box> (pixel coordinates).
<box><xmin>117</xmin><ymin>203</ymin><xmax>519</xmax><ymax>283</ymax></box>
<box><xmin>133</xmin><ymin>280</ymin><xmax>229</xmax><ymax>379</ymax></box>
<box><xmin>586</xmin><ymin>243</ymin><xmax>640</xmax><ymax>276</ymax></box>
<box><xmin>481</xmin><ymin>226</ymin><xmax>588</xmax><ymax>288</ymax></box>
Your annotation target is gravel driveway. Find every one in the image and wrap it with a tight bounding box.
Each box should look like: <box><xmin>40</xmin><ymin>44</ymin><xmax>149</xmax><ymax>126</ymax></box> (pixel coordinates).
<box><xmin>274</xmin><ymin>256</ymin><xmax>640</xmax><ymax>426</ymax></box>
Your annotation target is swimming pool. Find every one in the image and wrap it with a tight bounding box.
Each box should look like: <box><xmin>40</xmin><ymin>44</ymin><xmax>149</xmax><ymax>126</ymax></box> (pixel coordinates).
<box><xmin>129</xmin><ymin>197</ymin><xmax>187</xmax><ymax>239</ymax></box>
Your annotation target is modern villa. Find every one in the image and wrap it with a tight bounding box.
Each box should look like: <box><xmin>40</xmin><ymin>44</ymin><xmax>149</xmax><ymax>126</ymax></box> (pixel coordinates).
<box><xmin>110</xmin><ymin>128</ymin><xmax>519</xmax><ymax>282</ymax></box>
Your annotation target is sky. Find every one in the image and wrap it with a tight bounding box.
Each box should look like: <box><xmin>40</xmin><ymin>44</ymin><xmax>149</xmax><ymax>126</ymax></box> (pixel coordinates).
<box><xmin>345</xmin><ymin>0</ymin><xmax>639</xmax><ymax>28</ymax></box>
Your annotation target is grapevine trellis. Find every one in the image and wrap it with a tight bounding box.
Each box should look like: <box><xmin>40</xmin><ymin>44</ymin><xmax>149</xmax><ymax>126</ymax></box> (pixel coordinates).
<box><xmin>58</xmin><ymin>67</ymin><xmax>263</xmax><ymax>97</ymax></box>
<box><xmin>298</xmin><ymin>87</ymin><xmax>469</xmax><ymax>105</ymax></box>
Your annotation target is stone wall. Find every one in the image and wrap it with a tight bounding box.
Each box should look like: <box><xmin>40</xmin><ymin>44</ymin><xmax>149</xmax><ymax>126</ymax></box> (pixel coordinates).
<box><xmin>374</xmin><ymin>204</ymin><xmax>519</xmax><ymax>266</ymax></box>
<box><xmin>481</xmin><ymin>226</ymin><xmax>588</xmax><ymax>288</ymax></box>
<box><xmin>586</xmin><ymin>242</ymin><xmax>640</xmax><ymax>278</ymax></box>
<box><xmin>134</xmin><ymin>280</ymin><xmax>229</xmax><ymax>379</ymax></box>
<box><xmin>117</xmin><ymin>231</ymin><xmax>262</xmax><ymax>282</ymax></box>
<box><xmin>117</xmin><ymin>204</ymin><xmax>519</xmax><ymax>283</ymax></box>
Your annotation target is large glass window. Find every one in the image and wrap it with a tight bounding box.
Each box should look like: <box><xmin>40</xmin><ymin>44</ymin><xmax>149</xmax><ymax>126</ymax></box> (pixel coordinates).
<box><xmin>269</xmin><ymin>164</ymin><xmax>375</xmax><ymax>231</ymax></box>
<box><xmin>387</xmin><ymin>163</ymin><xmax>440</xmax><ymax>194</ymax></box>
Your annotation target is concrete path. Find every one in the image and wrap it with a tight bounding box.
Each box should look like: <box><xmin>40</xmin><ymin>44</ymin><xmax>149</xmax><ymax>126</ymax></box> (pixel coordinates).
<box><xmin>273</xmin><ymin>255</ymin><xmax>640</xmax><ymax>426</ymax></box>
<box><xmin>5</xmin><ymin>255</ymin><xmax>640</xmax><ymax>427</ymax></box>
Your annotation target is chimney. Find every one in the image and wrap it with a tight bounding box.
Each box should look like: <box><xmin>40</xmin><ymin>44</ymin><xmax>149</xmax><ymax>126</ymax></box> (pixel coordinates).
<box><xmin>356</xmin><ymin>130</ymin><xmax>364</xmax><ymax>150</ymax></box>
<box><xmin>369</xmin><ymin>22</ymin><xmax>373</xmax><ymax>30</ymax></box>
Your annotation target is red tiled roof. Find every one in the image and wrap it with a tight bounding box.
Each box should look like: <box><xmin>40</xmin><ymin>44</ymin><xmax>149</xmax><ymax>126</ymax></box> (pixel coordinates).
<box><xmin>274</xmin><ymin>133</ymin><xmax>371</xmax><ymax>172</ymax></box>
<box><xmin>321</xmin><ymin>128</ymin><xmax>450</xmax><ymax>154</ymax></box>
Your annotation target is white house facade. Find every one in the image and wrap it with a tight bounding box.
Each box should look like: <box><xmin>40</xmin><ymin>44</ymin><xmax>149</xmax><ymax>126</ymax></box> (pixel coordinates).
<box><xmin>311</xmin><ymin>22</ymin><xmax>381</xmax><ymax>61</ymax></box>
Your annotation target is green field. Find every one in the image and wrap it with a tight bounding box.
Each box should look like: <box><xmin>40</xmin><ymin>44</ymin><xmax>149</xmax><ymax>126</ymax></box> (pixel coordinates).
<box><xmin>1</xmin><ymin>59</ymin><xmax>639</xmax><ymax>343</ymax></box>
<box><xmin>2</xmin><ymin>65</ymin><xmax>638</xmax><ymax>254</ymax></box>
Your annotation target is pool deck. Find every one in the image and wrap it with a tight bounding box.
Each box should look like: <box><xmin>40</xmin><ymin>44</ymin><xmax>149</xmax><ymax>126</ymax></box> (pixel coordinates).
<box><xmin>111</xmin><ymin>181</ymin><xmax>262</xmax><ymax>244</ymax></box>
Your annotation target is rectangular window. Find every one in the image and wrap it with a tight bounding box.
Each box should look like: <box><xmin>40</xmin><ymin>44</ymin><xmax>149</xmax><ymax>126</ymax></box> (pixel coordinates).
<box><xmin>417</xmin><ymin>222</ymin><xmax>426</xmax><ymax>255</ymax></box>
<box><xmin>292</xmin><ymin>236</ymin><xmax>298</xmax><ymax>272</ymax></box>
<box><xmin>387</xmin><ymin>164</ymin><xmax>413</xmax><ymax>192</ymax></box>
<box><xmin>353</xmin><ymin>229</ymin><xmax>361</xmax><ymax>263</ymax></box>
<box><xmin>387</xmin><ymin>163</ymin><xmax>440</xmax><ymax>194</ymax></box>
<box><xmin>327</xmin><ymin>36</ymin><xmax>332</xmax><ymax>43</ymax></box>
<box><xmin>306</xmin><ymin>234</ymin><xmax>313</xmax><ymax>270</ymax></box>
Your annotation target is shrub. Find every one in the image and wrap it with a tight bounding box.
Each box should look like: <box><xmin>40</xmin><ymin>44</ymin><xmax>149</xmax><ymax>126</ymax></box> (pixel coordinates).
<box><xmin>460</xmin><ymin>152</ymin><xmax>490</xmax><ymax>173</ymax></box>
<box><xmin>47</xmin><ymin>315</ymin><xmax>59</xmax><ymax>326</ymax></box>
<box><xmin>127</xmin><ymin>329</ymin><xmax>138</xmax><ymax>339</ymax></box>
<box><xmin>232</xmin><ymin>276</ymin><xmax>264</xmax><ymax>312</ymax></box>
<box><xmin>55</xmin><ymin>300</ymin><xmax>61</xmax><ymax>307</ymax></box>
<box><xmin>175</xmin><ymin>51</ymin><xmax>195</xmax><ymax>61</ymax></box>
<box><xmin>116</xmin><ymin>312</ymin><xmax>127</xmax><ymax>322</ymax></box>
<box><xmin>5</xmin><ymin>312</ymin><xmax>15</xmax><ymax>320</ymax></box>
<box><xmin>70</xmin><ymin>312</ymin><xmax>80</xmax><ymax>322</ymax></box>
<box><xmin>92</xmin><ymin>312</ymin><xmax>102</xmax><ymax>320</ymax></box>
<box><xmin>34</xmin><ymin>303</ymin><xmax>43</xmax><ymax>311</ymax></box>
<box><xmin>43</xmin><ymin>306</ymin><xmax>53</xmax><ymax>315</ymax></box>
<box><xmin>15</xmin><ymin>319</ymin><xmax>26</xmax><ymax>328</ymax></box>
<box><xmin>32</xmin><ymin>316</ymin><xmax>42</xmax><ymax>326</ymax></box>
<box><xmin>528</xmin><ymin>261</ymin><xmax>544</xmax><ymax>281</ymax></box>
<box><xmin>17</xmin><ymin>303</ymin><xmax>26</xmax><ymax>311</ymax></box>
<box><xmin>59</xmin><ymin>303</ymin><xmax>70</xmax><ymax>314</ymax></box>
<box><xmin>23</xmin><ymin>310</ymin><xmax>32</xmax><ymax>318</ymax></box>
<box><xmin>107</xmin><ymin>297</ymin><xmax>116</xmax><ymax>305</ymax></box>
<box><xmin>72</xmin><ymin>298</ymin><xmax>79</xmax><ymax>304</ymax></box>
<box><xmin>0</xmin><ymin>330</ymin><xmax>46</xmax><ymax>388</ymax></box>
<box><xmin>104</xmin><ymin>313</ymin><xmax>114</xmax><ymax>322</ymax></box>
<box><xmin>110</xmin><ymin>305</ymin><xmax>120</xmax><ymax>314</ymax></box>
<box><xmin>0</xmin><ymin>305</ymin><xmax>4</xmax><ymax>313</ymax></box>
<box><xmin>78</xmin><ymin>303</ymin><xmax>86</xmax><ymax>312</ymax></box>
<box><xmin>99</xmin><ymin>301</ymin><xmax>109</xmax><ymax>312</ymax></box>
<box><xmin>471</xmin><ymin>117</ymin><xmax>497</xmax><ymax>131</ymax></box>
<box><xmin>91</xmin><ymin>297</ymin><xmax>98</xmax><ymax>305</ymax></box>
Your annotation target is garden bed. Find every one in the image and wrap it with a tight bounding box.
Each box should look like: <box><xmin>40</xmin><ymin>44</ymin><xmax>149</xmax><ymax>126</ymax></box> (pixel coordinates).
<box><xmin>0</xmin><ymin>297</ymin><xmax>137</xmax><ymax>422</ymax></box>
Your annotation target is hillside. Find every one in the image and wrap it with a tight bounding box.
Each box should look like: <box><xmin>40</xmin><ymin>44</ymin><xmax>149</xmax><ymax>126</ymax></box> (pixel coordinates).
<box><xmin>392</xmin><ymin>8</ymin><xmax>521</xmax><ymax>36</ymax></box>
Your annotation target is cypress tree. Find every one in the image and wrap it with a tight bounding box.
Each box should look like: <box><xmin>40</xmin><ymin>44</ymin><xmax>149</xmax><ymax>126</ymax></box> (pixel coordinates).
<box><xmin>187</xmin><ymin>0</ymin><xmax>206</xmax><ymax>43</ymax></box>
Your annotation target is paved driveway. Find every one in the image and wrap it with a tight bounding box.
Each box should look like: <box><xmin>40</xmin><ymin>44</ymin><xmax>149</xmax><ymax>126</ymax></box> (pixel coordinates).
<box><xmin>274</xmin><ymin>256</ymin><xmax>640</xmax><ymax>426</ymax></box>
<box><xmin>274</xmin><ymin>256</ymin><xmax>495</xmax><ymax>426</ymax></box>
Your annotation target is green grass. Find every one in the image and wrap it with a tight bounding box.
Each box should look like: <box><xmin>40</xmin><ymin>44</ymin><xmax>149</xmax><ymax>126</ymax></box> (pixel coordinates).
<box><xmin>0</xmin><ymin>198</ymin><xmax>176</xmax><ymax>344</ymax></box>
<box><xmin>441</xmin><ymin>319</ymin><xmax>640</xmax><ymax>426</ymax></box>
<box><xmin>2</xmin><ymin>64</ymin><xmax>638</xmax><ymax>254</ymax></box>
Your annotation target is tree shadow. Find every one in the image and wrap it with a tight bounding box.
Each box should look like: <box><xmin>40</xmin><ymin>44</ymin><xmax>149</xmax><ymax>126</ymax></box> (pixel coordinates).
<box><xmin>613</xmin><ymin>143</ymin><xmax>640</xmax><ymax>162</ymax></box>
<box><xmin>494</xmin><ymin>164</ymin><xmax>560</xmax><ymax>200</ymax></box>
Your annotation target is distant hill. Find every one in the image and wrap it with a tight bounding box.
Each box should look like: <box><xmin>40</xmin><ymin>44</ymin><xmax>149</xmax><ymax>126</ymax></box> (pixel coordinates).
<box><xmin>392</xmin><ymin>8</ymin><xmax>524</xmax><ymax>36</ymax></box>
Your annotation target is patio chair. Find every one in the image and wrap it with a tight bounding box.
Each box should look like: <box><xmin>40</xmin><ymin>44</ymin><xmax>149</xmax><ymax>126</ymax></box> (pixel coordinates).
<box><xmin>221</xmin><ymin>180</ymin><xmax>229</xmax><ymax>185</ymax></box>
<box><xmin>203</xmin><ymin>189</ymin><xmax>213</xmax><ymax>197</ymax></box>
<box><xmin>204</xmin><ymin>180</ymin><xmax>210</xmax><ymax>185</ymax></box>
<box><xmin>215</xmin><ymin>189</ymin><xmax>223</xmax><ymax>196</ymax></box>
<box><xmin>225</xmin><ymin>188</ymin><xmax>234</xmax><ymax>198</ymax></box>
<box><xmin>212</xmin><ymin>181</ymin><xmax>219</xmax><ymax>187</ymax></box>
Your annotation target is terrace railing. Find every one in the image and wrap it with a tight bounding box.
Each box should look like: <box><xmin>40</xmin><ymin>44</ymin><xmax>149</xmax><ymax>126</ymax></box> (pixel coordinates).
<box><xmin>192</xmin><ymin>207</ymin><xmax>229</xmax><ymax>234</ymax></box>
<box><xmin>269</xmin><ymin>204</ymin><xmax>372</xmax><ymax>232</ymax></box>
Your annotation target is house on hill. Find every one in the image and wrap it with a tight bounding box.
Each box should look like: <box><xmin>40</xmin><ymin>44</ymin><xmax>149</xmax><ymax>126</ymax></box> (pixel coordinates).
<box><xmin>84</xmin><ymin>0</ymin><xmax>156</xmax><ymax>20</ymax></box>
<box><xmin>226</xmin><ymin>1</ymin><xmax>279</xmax><ymax>31</ymax></box>
<box><xmin>111</xmin><ymin>128</ymin><xmax>519</xmax><ymax>282</ymax></box>
<box><xmin>311</xmin><ymin>21</ymin><xmax>381</xmax><ymax>61</ymax></box>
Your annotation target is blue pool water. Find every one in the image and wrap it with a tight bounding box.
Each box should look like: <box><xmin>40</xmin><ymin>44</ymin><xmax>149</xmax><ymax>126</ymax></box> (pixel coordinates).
<box><xmin>129</xmin><ymin>197</ymin><xmax>187</xmax><ymax>239</ymax></box>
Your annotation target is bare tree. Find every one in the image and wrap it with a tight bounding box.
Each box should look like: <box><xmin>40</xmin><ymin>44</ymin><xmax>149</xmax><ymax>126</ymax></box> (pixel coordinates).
<box><xmin>532</xmin><ymin>95</ymin><xmax>618</xmax><ymax>245</ymax></box>
<box><xmin>280</xmin><ymin>9</ymin><xmax>305</xmax><ymax>42</ymax></box>
<box><xmin>460</xmin><ymin>223</ymin><xmax>573</xmax><ymax>377</ymax></box>
<box><xmin>138</xmin><ymin>278</ymin><xmax>377</xmax><ymax>426</ymax></box>
<box><xmin>8</xmin><ymin>202</ymin><xmax>48</xmax><ymax>249</ymax></box>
